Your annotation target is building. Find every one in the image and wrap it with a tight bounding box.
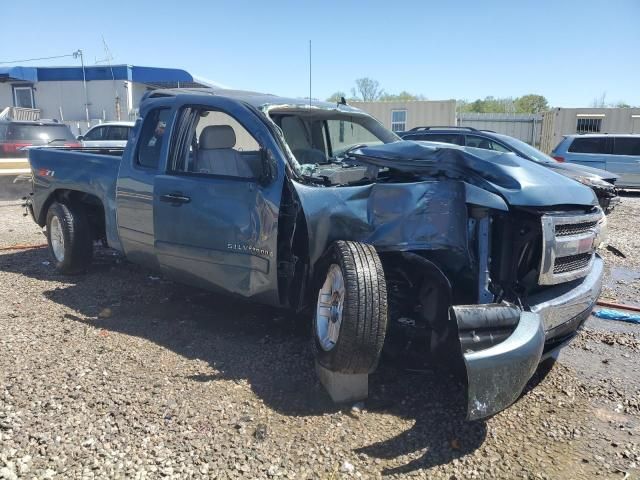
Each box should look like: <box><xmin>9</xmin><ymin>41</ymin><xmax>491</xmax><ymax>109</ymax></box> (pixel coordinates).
<box><xmin>0</xmin><ymin>65</ymin><xmax>206</xmax><ymax>133</ymax></box>
<box><xmin>350</xmin><ymin>100</ymin><xmax>456</xmax><ymax>133</ymax></box>
<box><xmin>540</xmin><ymin>107</ymin><xmax>640</xmax><ymax>153</ymax></box>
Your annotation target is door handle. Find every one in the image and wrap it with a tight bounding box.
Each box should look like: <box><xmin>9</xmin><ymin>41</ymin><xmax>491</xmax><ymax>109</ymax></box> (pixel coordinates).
<box><xmin>160</xmin><ymin>192</ymin><xmax>191</xmax><ymax>204</ymax></box>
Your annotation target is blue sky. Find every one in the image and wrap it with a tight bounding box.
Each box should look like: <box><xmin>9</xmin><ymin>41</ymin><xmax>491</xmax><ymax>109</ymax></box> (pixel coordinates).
<box><xmin>3</xmin><ymin>0</ymin><xmax>639</xmax><ymax>107</ymax></box>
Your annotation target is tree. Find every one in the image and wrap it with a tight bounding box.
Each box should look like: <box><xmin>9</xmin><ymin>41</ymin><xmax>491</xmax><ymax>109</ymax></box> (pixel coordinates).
<box><xmin>591</xmin><ymin>92</ymin><xmax>607</xmax><ymax>108</ymax></box>
<box><xmin>615</xmin><ymin>101</ymin><xmax>632</xmax><ymax>108</ymax></box>
<box><xmin>379</xmin><ymin>90</ymin><xmax>426</xmax><ymax>101</ymax></box>
<box><xmin>351</xmin><ymin>77</ymin><xmax>384</xmax><ymax>101</ymax></box>
<box><xmin>457</xmin><ymin>94</ymin><xmax>548</xmax><ymax>114</ymax></box>
<box><xmin>326</xmin><ymin>91</ymin><xmax>347</xmax><ymax>102</ymax></box>
<box><xmin>514</xmin><ymin>94</ymin><xmax>549</xmax><ymax>113</ymax></box>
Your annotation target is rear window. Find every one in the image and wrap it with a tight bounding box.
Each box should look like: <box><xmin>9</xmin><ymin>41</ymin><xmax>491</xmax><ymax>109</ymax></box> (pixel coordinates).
<box><xmin>568</xmin><ymin>137</ymin><xmax>609</xmax><ymax>154</ymax></box>
<box><xmin>4</xmin><ymin>123</ymin><xmax>75</xmax><ymax>142</ymax></box>
<box><xmin>612</xmin><ymin>137</ymin><xmax>640</xmax><ymax>156</ymax></box>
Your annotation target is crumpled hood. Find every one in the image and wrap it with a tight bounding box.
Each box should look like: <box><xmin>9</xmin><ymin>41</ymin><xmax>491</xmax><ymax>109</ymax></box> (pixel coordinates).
<box><xmin>350</xmin><ymin>141</ymin><xmax>598</xmax><ymax>208</ymax></box>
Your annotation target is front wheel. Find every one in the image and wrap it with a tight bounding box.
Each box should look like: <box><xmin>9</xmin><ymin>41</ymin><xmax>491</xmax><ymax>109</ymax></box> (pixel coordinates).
<box><xmin>313</xmin><ymin>241</ymin><xmax>388</xmax><ymax>374</ymax></box>
<box><xmin>46</xmin><ymin>202</ymin><xmax>93</xmax><ymax>274</ymax></box>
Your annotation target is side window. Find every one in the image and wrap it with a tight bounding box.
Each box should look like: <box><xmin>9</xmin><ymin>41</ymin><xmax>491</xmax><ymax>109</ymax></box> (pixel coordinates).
<box><xmin>465</xmin><ymin>135</ymin><xmax>510</xmax><ymax>152</ymax></box>
<box><xmin>414</xmin><ymin>133</ymin><xmax>464</xmax><ymax>145</ymax></box>
<box><xmin>612</xmin><ymin>137</ymin><xmax>640</xmax><ymax>156</ymax></box>
<box><xmin>108</xmin><ymin>126</ymin><xmax>130</xmax><ymax>141</ymax></box>
<box><xmin>169</xmin><ymin>107</ymin><xmax>261</xmax><ymax>179</ymax></box>
<box><xmin>568</xmin><ymin>137</ymin><xmax>609</xmax><ymax>154</ymax></box>
<box><xmin>137</xmin><ymin>108</ymin><xmax>171</xmax><ymax>169</ymax></box>
<box><xmin>84</xmin><ymin>126</ymin><xmax>106</xmax><ymax>141</ymax></box>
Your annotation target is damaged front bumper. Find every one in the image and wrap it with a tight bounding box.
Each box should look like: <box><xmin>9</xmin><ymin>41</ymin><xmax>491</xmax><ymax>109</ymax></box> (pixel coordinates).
<box><xmin>452</xmin><ymin>255</ymin><xmax>603</xmax><ymax>420</ymax></box>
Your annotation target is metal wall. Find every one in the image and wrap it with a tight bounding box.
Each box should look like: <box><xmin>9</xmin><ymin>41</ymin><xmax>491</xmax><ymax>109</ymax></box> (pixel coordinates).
<box><xmin>457</xmin><ymin>113</ymin><xmax>543</xmax><ymax>147</ymax></box>
<box><xmin>350</xmin><ymin>100</ymin><xmax>456</xmax><ymax>132</ymax></box>
<box><xmin>540</xmin><ymin>107</ymin><xmax>640</xmax><ymax>153</ymax></box>
<box><xmin>0</xmin><ymin>80</ymin><xmax>137</xmax><ymax>132</ymax></box>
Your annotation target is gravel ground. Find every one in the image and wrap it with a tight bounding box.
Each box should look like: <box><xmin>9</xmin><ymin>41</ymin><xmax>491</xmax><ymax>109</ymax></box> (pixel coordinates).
<box><xmin>1</xmin><ymin>197</ymin><xmax>639</xmax><ymax>479</ymax></box>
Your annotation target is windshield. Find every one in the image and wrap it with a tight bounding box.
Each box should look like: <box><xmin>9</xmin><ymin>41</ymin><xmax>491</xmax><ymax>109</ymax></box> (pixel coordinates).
<box><xmin>270</xmin><ymin>109</ymin><xmax>398</xmax><ymax>165</ymax></box>
<box><xmin>496</xmin><ymin>134</ymin><xmax>555</xmax><ymax>164</ymax></box>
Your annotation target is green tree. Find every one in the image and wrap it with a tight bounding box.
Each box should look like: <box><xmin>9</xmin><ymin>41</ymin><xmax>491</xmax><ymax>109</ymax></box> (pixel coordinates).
<box><xmin>514</xmin><ymin>94</ymin><xmax>549</xmax><ymax>113</ymax></box>
<box><xmin>379</xmin><ymin>90</ymin><xmax>426</xmax><ymax>101</ymax></box>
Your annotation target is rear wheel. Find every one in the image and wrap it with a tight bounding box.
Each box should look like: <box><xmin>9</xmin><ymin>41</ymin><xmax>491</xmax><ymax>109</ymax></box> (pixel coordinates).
<box><xmin>313</xmin><ymin>241</ymin><xmax>388</xmax><ymax>374</ymax></box>
<box><xmin>46</xmin><ymin>202</ymin><xmax>93</xmax><ymax>274</ymax></box>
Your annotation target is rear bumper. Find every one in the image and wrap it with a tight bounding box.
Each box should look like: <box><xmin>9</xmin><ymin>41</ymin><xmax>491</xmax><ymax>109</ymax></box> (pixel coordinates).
<box><xmin>453</xmin><ymin>255</ymin><xmax>603</xmax><ymax>420</ymax></box>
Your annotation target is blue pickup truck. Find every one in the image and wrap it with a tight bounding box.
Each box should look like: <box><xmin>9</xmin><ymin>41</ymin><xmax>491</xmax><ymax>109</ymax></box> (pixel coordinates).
<box><xmin>26</xmin><ymin>88</ymin><xmax>606</xmax><ymax>420</ymax></box>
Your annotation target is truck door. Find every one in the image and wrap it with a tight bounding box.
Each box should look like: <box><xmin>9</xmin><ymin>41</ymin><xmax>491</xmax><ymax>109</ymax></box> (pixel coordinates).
<box><xmin>115</xmin><ymin>106</ymin><xmax>173</xmax><ymax>269</ymax></box>
<box><xmin>152</xmin><ymin>99</ymin><xmax>283</xmax><ymax>305</ymax></box>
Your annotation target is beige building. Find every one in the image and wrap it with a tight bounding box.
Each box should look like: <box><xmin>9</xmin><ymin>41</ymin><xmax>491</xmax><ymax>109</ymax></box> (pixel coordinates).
<box><xmin>540</xmin><ymin>107</ymin><xmax>640</xmax><ymax>153</ymax></box>
<box><xmin>350</xmin><ymin>100</ymin><xmax>456</xmax><ymax>133</ymax></box>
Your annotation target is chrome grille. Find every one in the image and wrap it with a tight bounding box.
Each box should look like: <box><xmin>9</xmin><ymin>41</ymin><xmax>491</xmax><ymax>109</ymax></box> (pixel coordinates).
<box><xmin>555</xmin><ymin>221</ymin><xmax>598</xmax><ymax>237</ymax></box>
<box><xmin>553</xmin><ymin>253</ymin><xmax>592</xmax><ymax>274</ymax></box>
<box><xmin>539</xmin><ymin>210</ymin><xmax>605</xmax><ymax>285</ymax></box>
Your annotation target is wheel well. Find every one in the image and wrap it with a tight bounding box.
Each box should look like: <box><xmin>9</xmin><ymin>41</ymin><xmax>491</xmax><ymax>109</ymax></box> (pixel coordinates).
<box><xmin>41</xmin><ymin>190</ymin><xmax>106</xmax><ymax>242</ymax></box>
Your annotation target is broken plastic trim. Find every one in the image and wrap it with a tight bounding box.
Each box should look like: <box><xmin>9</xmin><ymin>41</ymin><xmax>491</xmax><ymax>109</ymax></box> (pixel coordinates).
<box><xmin>451</xmin><ymin>304</ymin><xmax>545</xmax><ymax>421</ymax></box>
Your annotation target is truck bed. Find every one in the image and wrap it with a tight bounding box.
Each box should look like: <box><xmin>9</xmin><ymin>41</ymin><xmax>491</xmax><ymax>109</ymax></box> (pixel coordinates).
<box><xmin>28</xmin><ymin>147</ymin><xmax>122</xmax><ymax>237</ymax></box>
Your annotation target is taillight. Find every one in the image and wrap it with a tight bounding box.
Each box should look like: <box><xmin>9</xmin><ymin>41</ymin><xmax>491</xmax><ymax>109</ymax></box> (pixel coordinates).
<box><xmin>553</xmin><ymin>156</ymin><xmax>564</xmax><ymax>162</ymax></box>
<box><xmin>1</xmin><ymin>142</ymin><xmax>31</xmax><ymax>153</ymax></box>
<box><xmin>64</xmin><ymin>142</ymin><xmax>81</xmax><ymax>148</ymax></box>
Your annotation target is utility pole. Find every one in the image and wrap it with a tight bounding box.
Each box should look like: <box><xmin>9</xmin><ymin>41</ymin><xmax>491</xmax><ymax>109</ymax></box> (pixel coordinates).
<box><xmin>73</xmin><ymin>49</ymin><xmax>90</xmax><ymax>127</ymax></box>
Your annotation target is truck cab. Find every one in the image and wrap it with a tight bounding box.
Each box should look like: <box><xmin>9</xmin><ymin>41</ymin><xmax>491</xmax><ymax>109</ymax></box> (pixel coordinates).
<box><xmin>27</xmin><ymin>88</ymin><xmax>606</xmax><ymax>420</ymax></box>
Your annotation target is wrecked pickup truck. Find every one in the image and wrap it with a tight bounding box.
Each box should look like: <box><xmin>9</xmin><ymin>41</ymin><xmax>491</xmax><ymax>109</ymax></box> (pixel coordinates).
<box><xmin>26</xmin><ymin>88</ymin><xmax>606</xmax><ymax>420</ymax></box>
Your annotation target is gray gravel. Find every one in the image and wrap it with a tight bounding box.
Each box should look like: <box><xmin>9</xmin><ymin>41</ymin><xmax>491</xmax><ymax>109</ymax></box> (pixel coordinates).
<box><xmin>1</xmin><ymin>197</ymin><xmax>640</xmax><ymax>479</ymax></box>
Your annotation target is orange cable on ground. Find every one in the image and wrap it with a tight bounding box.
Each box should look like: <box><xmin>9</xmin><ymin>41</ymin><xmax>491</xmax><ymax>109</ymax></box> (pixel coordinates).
<box><xmin>0</xmin><ymin>243</ymin><xmax>47</xmax><ymax>251</ymax></box>
<box><xmin>596</xmin><ymin>300</ymin><xmax>640</xmax><ymax>313</ymax></box>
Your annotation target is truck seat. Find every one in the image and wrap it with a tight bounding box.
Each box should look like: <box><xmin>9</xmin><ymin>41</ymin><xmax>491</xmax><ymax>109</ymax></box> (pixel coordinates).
<box><xmin>196</xmin><ymin>125</ymin><xmax>252</xmax><ymax>177</ymax></box>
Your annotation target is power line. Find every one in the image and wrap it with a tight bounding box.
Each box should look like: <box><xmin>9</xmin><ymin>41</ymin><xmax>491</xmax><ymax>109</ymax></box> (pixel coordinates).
<box><xmin>0</xmin><ymin>53</ymin><xmax>77</xmax><ymax>65</ymax></box>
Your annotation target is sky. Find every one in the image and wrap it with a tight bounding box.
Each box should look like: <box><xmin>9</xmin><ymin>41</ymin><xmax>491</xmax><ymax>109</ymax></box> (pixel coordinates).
<box><xmin>2</xmin><ymin>0</ymin><xmax>639</xmax><ymax>107</ymax></box>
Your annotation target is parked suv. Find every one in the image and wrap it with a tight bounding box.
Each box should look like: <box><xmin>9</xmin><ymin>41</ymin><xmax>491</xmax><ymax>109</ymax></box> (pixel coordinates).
<box><xmin>78</xmin><ymin>121</ymin><xmax>134</xmax><ymax>148</ymax></box>
<box><xmin>400</xmin><ymin>127</ymin><xmax>619</xmax><ymax>212</ymax></box>
<box><xmin>0</xmin><ymin>119</ymin><xmax>79</xmax><ymax>157</ymax></box>
<box><xmin>552</xmin><ymin>134</ymin><xmax>640</xmax><ymax>189</ymax></box>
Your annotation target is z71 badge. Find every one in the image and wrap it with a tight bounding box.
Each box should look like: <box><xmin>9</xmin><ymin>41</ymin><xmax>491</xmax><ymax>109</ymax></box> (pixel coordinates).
<box><xmin>227</xmin><ymin>243</ymin><xmax>273</xmax><ymax>257</ymax></box>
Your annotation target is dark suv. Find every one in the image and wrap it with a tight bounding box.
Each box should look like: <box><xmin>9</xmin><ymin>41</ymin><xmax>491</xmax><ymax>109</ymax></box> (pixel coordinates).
<box><xmin>399</xmin><ymin>126</ymin><xmax>619</xmax><ymax>213</ymax></box>
<box><xmin>0</xmin><ymin>119</ymin><xmax>79</xmax><ymax>157</ymax></box>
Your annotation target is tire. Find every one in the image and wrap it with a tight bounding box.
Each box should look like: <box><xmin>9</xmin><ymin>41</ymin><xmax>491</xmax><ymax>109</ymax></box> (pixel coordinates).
<box><xmin>46</xmin><ymin>202</ymin><xmax>93</xmax><ymax>274</ymax></box>
<box><xmin>313</xmin><ymin>241</ymin><xmax>388</xmax><ymax>374</ymax></box>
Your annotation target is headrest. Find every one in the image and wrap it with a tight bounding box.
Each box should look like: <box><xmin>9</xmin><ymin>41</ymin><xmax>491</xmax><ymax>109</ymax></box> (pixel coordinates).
<box><xmin>199</xmin><ymin>125</ymin><xmax>236</xmax><ymax>149</ymax></box>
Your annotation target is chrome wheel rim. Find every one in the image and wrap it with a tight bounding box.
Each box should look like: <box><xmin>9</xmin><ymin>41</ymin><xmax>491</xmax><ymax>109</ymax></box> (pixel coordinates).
<box><xmin>50</xmin><ymin>216</ymin><xmax>65</xmax><ymax>262</ymax></box>
<box><xmin>316</xmin><ymin>264</ymin><xmax>345</xmax><ymax>351</ymax></box>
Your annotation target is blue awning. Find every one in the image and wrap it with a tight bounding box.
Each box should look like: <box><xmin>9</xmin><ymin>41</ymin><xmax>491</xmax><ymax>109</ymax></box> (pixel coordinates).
<box><xmin>0</xmin><ymin>66</ymin><xmax>38</xmax><ymax>83</ymax></box>
<box><xmin>0</xmin><ymin>65</ymin><xmax>195</xmax><ymax>84</ymax></box>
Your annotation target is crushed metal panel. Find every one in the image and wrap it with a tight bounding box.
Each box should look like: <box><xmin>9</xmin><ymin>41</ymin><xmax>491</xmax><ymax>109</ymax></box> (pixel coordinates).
<box><xmin>292</xmin><ymin>179</ymin><xmax>470</xmax><ymax>268</ymax></box>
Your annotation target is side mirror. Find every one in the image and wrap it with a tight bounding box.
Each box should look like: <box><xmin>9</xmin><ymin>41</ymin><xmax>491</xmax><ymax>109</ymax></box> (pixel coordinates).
<box><xmin>76</xmin><ymin>135</ymin><xmax>84</xmax><ymax>141</ymax></box>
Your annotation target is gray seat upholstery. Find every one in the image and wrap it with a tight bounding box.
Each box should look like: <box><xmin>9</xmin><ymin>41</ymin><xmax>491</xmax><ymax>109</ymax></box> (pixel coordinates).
<box><xmin>195</xmin><ymin>125</ymin><xmax>252</xmax><ymax>177</ymax></box>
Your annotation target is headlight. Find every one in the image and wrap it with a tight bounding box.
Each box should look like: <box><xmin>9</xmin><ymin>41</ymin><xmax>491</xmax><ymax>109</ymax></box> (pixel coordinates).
<box><xmin>594</xmin><ymin>213</ymin><xmax>608</xmax><ymax>249</ymax></box>
<box><xmin>574</xmin><ymin>175</ymin><xmax>614</xmax><ymax>189</ymax></box>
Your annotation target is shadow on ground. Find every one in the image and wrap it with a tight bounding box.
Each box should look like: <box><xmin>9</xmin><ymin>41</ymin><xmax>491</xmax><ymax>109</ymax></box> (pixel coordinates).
<box><xmin>0</xmin><ymin>246</ymin><xmax>494</xmax><ymax>474</ymax></box>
